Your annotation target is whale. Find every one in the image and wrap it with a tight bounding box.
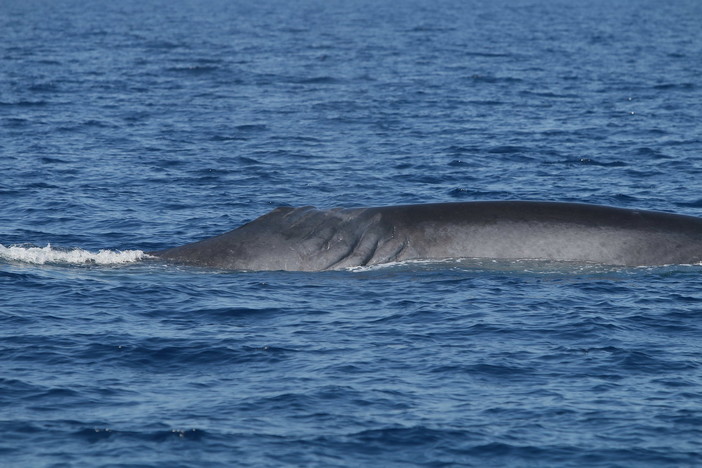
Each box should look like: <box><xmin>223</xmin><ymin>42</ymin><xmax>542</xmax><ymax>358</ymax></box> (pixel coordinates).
<box><xmin>149</xmin><ymin>201</ymin><xmax>702</xmax><ymax>271</ymax></box>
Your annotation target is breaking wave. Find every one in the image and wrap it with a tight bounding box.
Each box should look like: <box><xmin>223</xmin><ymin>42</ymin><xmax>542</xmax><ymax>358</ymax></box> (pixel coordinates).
<box><xmin>0</xmin><ymin>244</ymin><xmax>147</xmax><ymax>266</ymax></box>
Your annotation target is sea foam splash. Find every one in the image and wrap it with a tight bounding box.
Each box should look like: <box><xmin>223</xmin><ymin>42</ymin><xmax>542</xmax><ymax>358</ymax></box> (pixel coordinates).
<box><xmin>0</xmin><ymin>244</ymin><xmax>148</xmax><ymax>266</ymax></box>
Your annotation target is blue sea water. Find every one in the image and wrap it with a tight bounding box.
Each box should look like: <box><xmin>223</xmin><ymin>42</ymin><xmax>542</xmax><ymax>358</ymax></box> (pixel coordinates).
<box><xmin>2</xmin><ymin>0</ymin><xmax>702</xmax><ymax>466</ymax></box>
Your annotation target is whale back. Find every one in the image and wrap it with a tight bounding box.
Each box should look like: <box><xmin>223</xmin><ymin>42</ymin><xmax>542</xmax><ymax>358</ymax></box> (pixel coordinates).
<box><xmin>151</xmin><ymin>202</ymin><xmax>702</xmax><ymax>270</ymax></box>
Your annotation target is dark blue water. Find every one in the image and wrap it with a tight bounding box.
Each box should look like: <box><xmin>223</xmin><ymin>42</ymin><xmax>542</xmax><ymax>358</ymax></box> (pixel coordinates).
<box><xmin>2</xmin><ymin>0</ymin><xmax>702</xmax><ymax>466</ymax></box>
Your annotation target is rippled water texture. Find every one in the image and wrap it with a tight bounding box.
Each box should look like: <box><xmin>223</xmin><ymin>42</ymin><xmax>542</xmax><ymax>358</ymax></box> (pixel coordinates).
<box><xmin>2</xmin><ymin>0</ymin><xmax>702</xmax><ymax>466</ymax></box>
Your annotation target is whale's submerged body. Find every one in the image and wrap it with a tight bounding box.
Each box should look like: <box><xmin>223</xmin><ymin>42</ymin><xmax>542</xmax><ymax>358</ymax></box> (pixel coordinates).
<box><xmin>150</xmin><ymin>201</ymin><xmax>702</xmax><ymax>271</ymax></box>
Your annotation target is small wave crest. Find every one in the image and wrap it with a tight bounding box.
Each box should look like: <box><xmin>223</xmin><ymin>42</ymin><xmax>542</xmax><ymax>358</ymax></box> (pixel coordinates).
<box><xmin>0</xmin><ymin>244</ymin><xmax>147</xmax><ymax>266</ymax></box>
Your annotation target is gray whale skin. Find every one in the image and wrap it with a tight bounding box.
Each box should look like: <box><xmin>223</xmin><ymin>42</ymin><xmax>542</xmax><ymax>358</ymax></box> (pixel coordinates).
<box><xmin>150</xmin><ymin>201</ymin><xmax>702</xmax><ymax>271</ymax></box>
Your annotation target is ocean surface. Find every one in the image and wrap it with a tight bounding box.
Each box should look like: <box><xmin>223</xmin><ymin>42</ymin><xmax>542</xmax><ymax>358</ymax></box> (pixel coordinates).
<box><xmin>2</xmin><ymin>0</ymin><xmax>702</xmax><ymax>466</ymax></box>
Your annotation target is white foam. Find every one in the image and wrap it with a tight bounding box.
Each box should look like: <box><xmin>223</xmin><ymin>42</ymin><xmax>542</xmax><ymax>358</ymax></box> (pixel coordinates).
<box><xmin>346</xmin><ymin>258</ymin><xmax>458</xmax><ymax>272</ymax></box>
<box><xmin>0</xmin><ymin>244</ymin><xmax>148</xmax><ymax>266</ymax></box>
